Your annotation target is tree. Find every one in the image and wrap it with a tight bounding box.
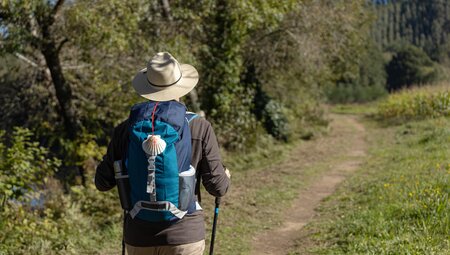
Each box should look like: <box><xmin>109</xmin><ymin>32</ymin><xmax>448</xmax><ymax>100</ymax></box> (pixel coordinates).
<box><xmin>0</xmin><ymin>0</ymin><xmax>80</xmax><ymax>139</ymax></box>
<box><xmin>371</xmin><ymin>0</ymin><xmax>450</xmax><ymax>64</ymax></box>
<box><xmin>386</xmin><ymin>44</ymin><xmax>438</xmax><ymax>91</ymax></box>
<box><xmin>197</xmin><ymin>0</ymin><xmax>296</xmax><ymax>149</ymax></box>
<box><xmin>0</xmin><ymin>0</ymin><xmax>144</xmax><ymax>140</ymax></box>
<box><xmin>0</xmin><ymin>0</ymin><xmax>147</xmax><ymax>187</ymax></box>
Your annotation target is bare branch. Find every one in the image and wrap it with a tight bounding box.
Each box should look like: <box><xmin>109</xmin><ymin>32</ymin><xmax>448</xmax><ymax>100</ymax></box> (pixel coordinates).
<box><xmin>52</xmin><ymin>0</ymin><xmax>66</xmax><ymax>17</ymax></box>
<box><xmin>14</xmin><ymin>53</ymin><xmax>40</xmax><ymax>68</ymax></box>
<box><xmin>28</xmin><ymin>13</ymin><xmax>41</xmax><ymax>38</ymax></box>
<box><xmin>41</xmin><ymin>0</ymin><xmax>66</xmax><ymax>27</ymax></box>
<box><xmin>56</xmin><ymin>38</ymin><xmax>69</xmax><ymax>53</ymax></box>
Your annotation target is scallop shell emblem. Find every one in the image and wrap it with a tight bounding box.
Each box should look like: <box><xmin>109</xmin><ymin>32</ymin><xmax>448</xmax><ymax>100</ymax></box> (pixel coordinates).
<box><xmin>142</xmin><ymin>135</ymin><xmax>166</xmax><ymax>156</ymax></box>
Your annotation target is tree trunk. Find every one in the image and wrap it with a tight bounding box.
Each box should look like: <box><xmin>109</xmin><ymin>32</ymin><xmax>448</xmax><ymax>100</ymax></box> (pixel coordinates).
<box><xmin>159</xmin><ymin>0</ymin><xmax>172</xmax><ymax>21</ymax></box>
<box><xmin>41</xmin><ymin>38</ymin><xmax>80</xmax><ymax>139</ymax></box>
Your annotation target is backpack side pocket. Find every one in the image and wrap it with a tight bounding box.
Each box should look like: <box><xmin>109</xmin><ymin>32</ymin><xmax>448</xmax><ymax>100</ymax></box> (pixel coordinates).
<box><xmin>179</xmin><ymin>166</ymin><xmax>196</xmax><ymax>211</ymax></box>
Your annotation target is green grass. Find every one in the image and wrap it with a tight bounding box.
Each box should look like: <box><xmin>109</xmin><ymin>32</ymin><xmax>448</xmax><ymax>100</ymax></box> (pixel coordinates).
<box><xmin>330</xmin><ymin>103</ymin><xmax>379</xmax><ymax>115</ymax></box>
<box><xmin>291</xmin><ymin>117</ymin><xmax>450</xmax><ymax>254</ymax></box>
<box><xmin>200</xmin><ymin>114</ymin><xmax>362</xmax><ymax>254</ymax></box>
<box><xmin>201</xmin><ymin>138</ymin><xmax>309</xmax><ymax>254</ymax></box>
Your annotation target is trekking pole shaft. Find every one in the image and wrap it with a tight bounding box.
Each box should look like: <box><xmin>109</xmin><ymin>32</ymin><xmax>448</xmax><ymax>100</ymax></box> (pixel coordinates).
<box><xmin>209</xmin><ymin>197</ymin><xmax>221</xmax><ymax>255</ymax></box>
<box><xmin>122</xmin><ymin>210</ymin><xmax>126</xmax><ymax>255</ymax></box>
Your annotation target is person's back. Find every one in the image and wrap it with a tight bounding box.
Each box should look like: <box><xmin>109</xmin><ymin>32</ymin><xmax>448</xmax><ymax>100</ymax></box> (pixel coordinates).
<box><xmin>95</xmin><ymin>52</ymin><xmax>230</xmax><ymax>255</ymax></box>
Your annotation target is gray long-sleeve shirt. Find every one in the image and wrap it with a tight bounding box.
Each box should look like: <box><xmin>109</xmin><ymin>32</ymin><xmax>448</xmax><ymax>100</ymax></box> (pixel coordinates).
<box><xmin>95</xmin><ymin>116</ymin><xmax>230</xmax><ymax>246</ymax></box>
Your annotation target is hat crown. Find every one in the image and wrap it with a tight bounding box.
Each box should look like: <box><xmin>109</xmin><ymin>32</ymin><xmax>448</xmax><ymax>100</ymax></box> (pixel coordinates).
<box><xmin>146</xmin><ymin>52</ymin><xmax>182</xmax><ymax>86</ymax></box>
<box><xmin>132</xmin><ymin>51</ymin><xmax>199</xmax><ymax>101</ymax></box>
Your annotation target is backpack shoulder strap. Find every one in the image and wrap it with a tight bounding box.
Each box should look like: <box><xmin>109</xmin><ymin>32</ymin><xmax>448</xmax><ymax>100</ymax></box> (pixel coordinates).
<box><xmin>186</xmin><ymin>111</ymin><xmax>199</xmax><ymax>124</ymax></box>
<box><xmin>185</xmin><ymin>111</ymin><xmax>203</xmax><ymax>203</ymax></box>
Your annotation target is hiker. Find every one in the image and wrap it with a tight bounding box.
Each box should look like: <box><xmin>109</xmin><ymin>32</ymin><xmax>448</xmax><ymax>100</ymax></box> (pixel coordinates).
<box><xmin>95</xmin><ymin>52</ymin><xmax>230</xmax><ymax>255</ymax></box>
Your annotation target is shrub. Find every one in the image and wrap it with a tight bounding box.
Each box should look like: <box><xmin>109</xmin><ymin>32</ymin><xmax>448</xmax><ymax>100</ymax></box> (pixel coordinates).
<box><xmin>261</xmin><ymin>100</ymin><xmax>290</xmax><ymax>141</ymax></box>
<box><xmin>376</xmin><ymin>84</ymin><xmax>450</xmax><ymax>121</ymax></box>
<box><xmin>0</xmin><ymin>128</ymin><xmax>122</xmax><ymax>254</ymax></box>
<box><xmin>0</xmin><ymin>128</ymin><xmax>61</xmax><ymax>202</ymax></box>
<box><xmin>327</xmin><ymin>40</ymin><xmax>387</xmax><ymax>104</ymax></box>
<box><xmin>327</xmin><ymin>83</ymin><xmax>387</xmax><ymax>104</ymax></box>
<box><xmin>253</xmin><ymin>85</ymin><xmax>291</xmax><ymax>141</ymax></box>
<box><xmin>386</xmin><ymin>45</ymin><xmax>439</xmax><ymax>91</ymax></box>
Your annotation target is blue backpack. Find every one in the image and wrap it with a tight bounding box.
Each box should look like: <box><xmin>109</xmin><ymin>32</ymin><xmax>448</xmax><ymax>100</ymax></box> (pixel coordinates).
<box><xmin>125</xmin><ymin>101</ymin><xmax>198</xmax><ymax>222</ymax></box>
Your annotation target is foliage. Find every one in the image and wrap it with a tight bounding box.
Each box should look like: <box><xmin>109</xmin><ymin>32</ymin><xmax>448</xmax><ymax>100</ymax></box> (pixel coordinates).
<box><xmin>327</xmin><ymin>38</ymin><xmax>387</xmax><ymax>104</ymax></box>
<box><xmin>259</xmin><ymin>98</ymin><xmax>290</xmax><ymax>141</ymax></box>
<box><xmin>370</xmin><ymin>0</ymin><xmax>450</xmax><ymax>64</ymax></box>
<box><xmin>0</xmin><ymin>194</ymin><xmax>122</xmax><ymax>254</ymax></box>
<box><xmin>304</xmin><ymin>117</ymin><xmax>450</xmax><ymax>254</ymax></box>
<box><xmin>197</xmin><ymin>0</ymin><xmax>297</xmax><ymax>149</ymax></box>
<box><xmin>0</xmin><ymin>128</ymin><xmax>60</xmax><ymax>201</ymax></box>
<box><xmin>247</xmin><ymin>0</ymin><xmax>370</xmax><ymax>128</ymax></box>
<box><xmin>0</xmin><ymin>0</ymin><xmax>369</xmax><ymax>149</ymax></box>
<box><xmin>377</xmin><ymin>83</ymin><xmax>450</xmax><ymax>121</ymax></box>
<box><xmin>386</xmin><ymin>45</ymin><xmax>440</xmax><ymax>90</ymax></box>
<box><xmin>69</xmin><ymin>169</ymin><xmax>122</xmax><ymax>227</ymax></box>
<box><xmin>358</xmin><ymin>41</ymin><xmax>387</xmax><ymax>88</ymax></box>
<box><xmin>0</xmin><ymin>128</ymin><xmax>121</xmax><ymax>254</ymax></box>
<box><xmin>0</xmin><ymin>0</ymin><xmax>145</xmax><ymax>140</ymax></box>
<box><xmin>327</xmin><ymin>83</ymin><xmax>387</xmax><ymax>104</ymax></box>
<box><xmin>0</xmin><ymin>0</ymin><xmax>399</xmax><ymax>253</ymax></box>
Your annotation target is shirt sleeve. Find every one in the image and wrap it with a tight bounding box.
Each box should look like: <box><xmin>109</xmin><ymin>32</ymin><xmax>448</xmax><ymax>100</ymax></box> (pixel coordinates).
<box><xmin>95</xmin><ymin>120</ymin><xmax>129</xmax><ymax>191</ymax></box>
<box><xmin>195</xmin><ymin>119</ymin><xmax>230</xmax><ymax>197</ymax></box>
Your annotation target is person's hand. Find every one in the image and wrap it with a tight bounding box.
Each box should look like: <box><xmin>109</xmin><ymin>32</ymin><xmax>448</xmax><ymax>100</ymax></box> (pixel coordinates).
<box><xmin>225</xmin><ymin>168</ymin><xmax>231</xmax><ymax>179</ymax></box>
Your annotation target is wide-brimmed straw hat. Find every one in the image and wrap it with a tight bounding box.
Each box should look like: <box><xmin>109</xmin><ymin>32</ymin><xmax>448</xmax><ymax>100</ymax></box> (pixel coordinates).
<box><xmin>132</xmin><ymin>52</ymin><xmax>199</xmax><ymax>101</ymax></box>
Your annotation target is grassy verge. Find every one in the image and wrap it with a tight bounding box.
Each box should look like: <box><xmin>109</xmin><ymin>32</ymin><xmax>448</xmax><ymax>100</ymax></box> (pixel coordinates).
<box><xmin>330</xmin><ymin>103</ymin><xmax>378</xmax><ymax>116</ymax></box>
<box><xmin>376</xmin><ymin>83</ymin><xmax>449</xmax><ymax>122</ymax></box>
<box><xmin>199</xmin><ymin>115</ymin><xmax>359</xmax><ymax>254</ymax></box>
<box><xmin>201</xmin><ymin>137</ymin><xmax>304</xmax><ymax>254</ymax></box>
<box><xmin>290</xmin><ymin>117</ymin><xmax>450</xmax><ymax>254</ymax></box>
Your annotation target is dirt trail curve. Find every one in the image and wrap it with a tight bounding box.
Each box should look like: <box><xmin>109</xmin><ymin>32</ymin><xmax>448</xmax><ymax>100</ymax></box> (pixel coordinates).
<box><xmin>250</xmin><ymin>114</ymin><xmax>367</xmax><ymax>255</ymax></box>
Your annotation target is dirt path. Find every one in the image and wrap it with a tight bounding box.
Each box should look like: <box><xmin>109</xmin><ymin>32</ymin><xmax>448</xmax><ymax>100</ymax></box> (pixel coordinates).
<box><xmin>250</xmin><ymin>114</ymin><xmax>367</xmax><ymax>255</ymax></box>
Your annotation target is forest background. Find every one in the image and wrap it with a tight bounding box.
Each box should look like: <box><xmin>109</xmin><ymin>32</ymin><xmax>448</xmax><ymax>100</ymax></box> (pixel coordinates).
<box><xmin>0</xmin><ymin>0</ymin><xmax>449</xmax><ymax>253</ymax></box>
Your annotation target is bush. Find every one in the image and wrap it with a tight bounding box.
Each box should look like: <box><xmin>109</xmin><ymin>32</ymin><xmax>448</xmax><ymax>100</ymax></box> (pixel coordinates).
<box><xmin>327</xmin><ymin>40</ymin><xmax>387</xmax><ymax>104</ymax></box>
<box><xmin>359</xmin><ymin>40</ymin><xmax>387</xmax><ymax>89</ymax></box>
<box><xmin>0</xmin><ymin>128</ymin><xmax>61</xmax><ymax>202</ymax></box>
<box><xmin>0</xmin><ymin>128</ymin><xmax>122</xmax><ymax>254</ymax></box>
<box><xmin>327</xmin><ymin>83</ymin><xmax>387</xmax><ymax>104</ymax></box>
<box><xmin>253</xmin><ymin>85</ymin><xmax>291</xmax><ymax>141</ymax></box>
<box><xmin>376</xmin><ymin>84</ymin><xmax>450</xmax><ymax>121</ymax></box>
<box><xmin>261</xmin><ymin>100</ymin><xmax>290</xmax><ymax>141</ymax></box>
<box><xmin>386</xmin><ymin>45</ymin><xmax>439</xmax><ymax>91</ymax></box>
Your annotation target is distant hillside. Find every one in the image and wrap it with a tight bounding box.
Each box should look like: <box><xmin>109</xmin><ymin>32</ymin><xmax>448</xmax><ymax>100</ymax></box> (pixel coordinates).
<box><xmin>370</xmin><ymin>0</ymin><xmax>450</xmax><ymax>63</ymax></box>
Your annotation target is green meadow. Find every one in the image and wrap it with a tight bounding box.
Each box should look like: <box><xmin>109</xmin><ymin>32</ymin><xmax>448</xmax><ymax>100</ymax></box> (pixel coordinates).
<box><xmin>290</xmin><ymin>86</ymin><xmax>450</xmax><ymax>254</ymax></box>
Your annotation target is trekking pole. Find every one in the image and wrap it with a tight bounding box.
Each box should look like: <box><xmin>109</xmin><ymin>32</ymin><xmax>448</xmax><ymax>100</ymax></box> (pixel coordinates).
<box><xmin>209</xmin><ymin>197</ymin><xmax>221</xmax><ymax>255</ymax></box>
<box><xmin>122</xmin><ymin>210</ymin><xmax>126</xmax><ymax>255</ymax></box>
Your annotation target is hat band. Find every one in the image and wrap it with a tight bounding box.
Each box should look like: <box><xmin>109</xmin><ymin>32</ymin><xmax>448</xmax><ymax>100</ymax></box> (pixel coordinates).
<box><xmin>147</xmin><ymin>73</ymin><xmax>182</xmax><ymax>87</ymax></box>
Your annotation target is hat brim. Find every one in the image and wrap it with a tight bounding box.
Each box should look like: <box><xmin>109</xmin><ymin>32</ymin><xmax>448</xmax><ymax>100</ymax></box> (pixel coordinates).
<box><xmin>132</xmin><ymin>63</ymin><xmax>199</xmax><ymax>101</ymax></box>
